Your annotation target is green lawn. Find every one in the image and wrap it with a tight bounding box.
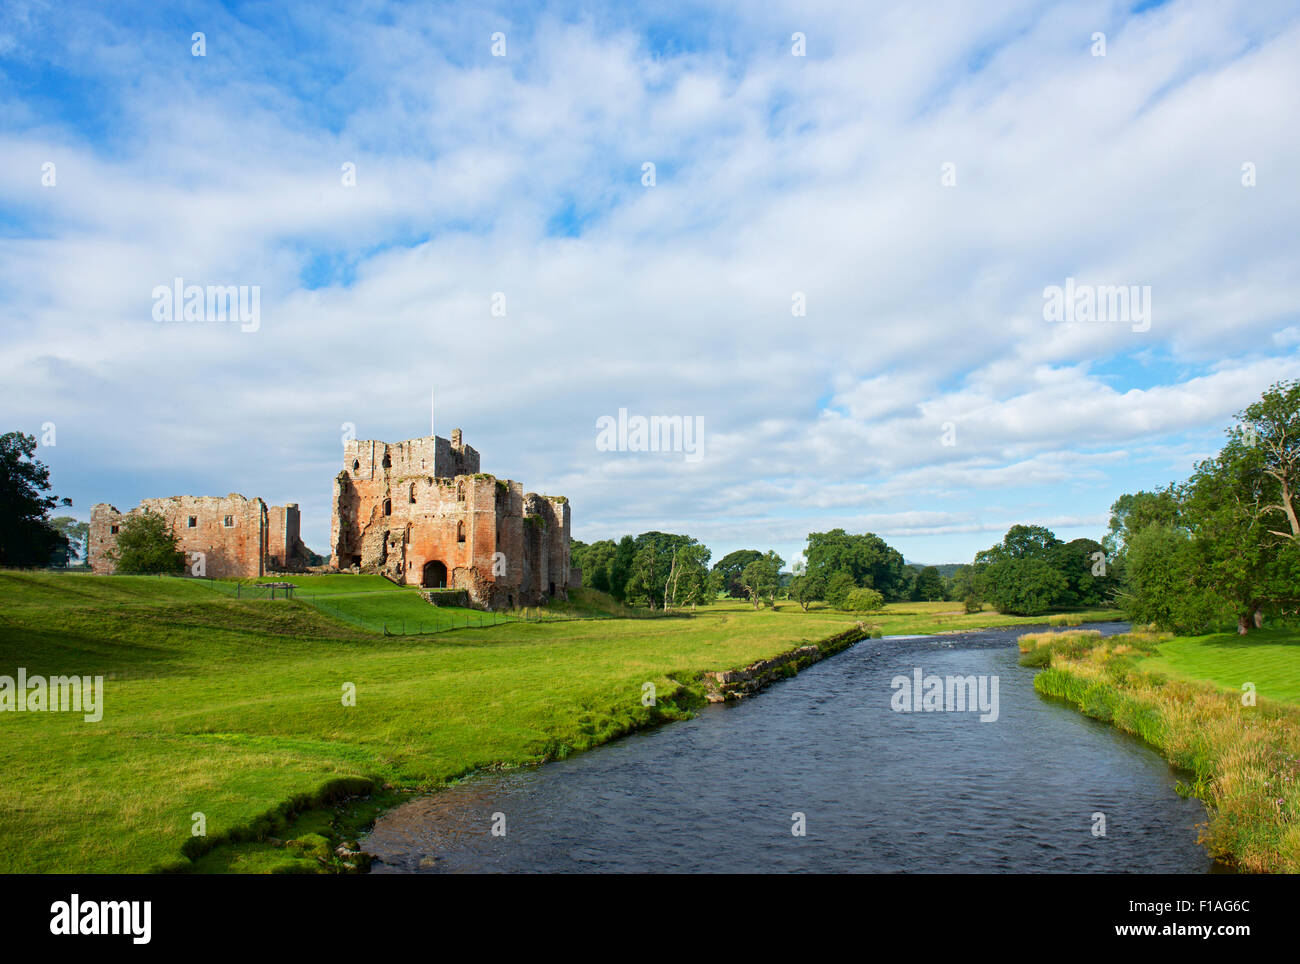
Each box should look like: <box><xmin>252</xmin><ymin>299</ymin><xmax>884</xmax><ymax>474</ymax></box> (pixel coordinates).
<box><xmin>1139</xmin><ymin>626</ymin><xmax>1300</xmax><ymax>706</ymax></box>
<box><xmin>251</xmin><ymin>573</ymin><xmax>404</xmax><ymax>593</ymax></box>
<box><xmin>0</xmin><ymin>571</ymin><xmax>1120</xmax><ymax>873</ymax></box>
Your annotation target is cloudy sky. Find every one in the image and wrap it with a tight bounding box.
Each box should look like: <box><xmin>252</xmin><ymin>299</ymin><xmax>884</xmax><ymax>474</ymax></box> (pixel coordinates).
<box><xmin>3</xmin><ymin>0</ymin><xmax>1298</xmax><ymax>567</ymax></box>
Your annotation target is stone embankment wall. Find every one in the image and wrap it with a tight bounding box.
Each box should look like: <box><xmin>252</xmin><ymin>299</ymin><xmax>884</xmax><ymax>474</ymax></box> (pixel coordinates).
<box><xmin>702</xmin><ymin>624</ymin><xmax>878</xmax><ymax>702</ymax></box>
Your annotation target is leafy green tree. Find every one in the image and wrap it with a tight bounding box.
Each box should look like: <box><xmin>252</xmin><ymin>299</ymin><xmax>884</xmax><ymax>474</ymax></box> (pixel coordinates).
<box><xmin>0</xmin><ymin>431</ymin><xmax>71</xmax><ymax>567</ymax></box>
<box><xmin>1238</xmin><ymin>378</ymin><xmax>1300</xmax><ymax>545</ymax></box>
<box><xmin>823</xmin><ymin>571</ymin><xmax>856</xmax><ymax>609</ymax></box>
<box><xmin>107</xmin><ymin>511</ymin><xmax>186</xmax><ymax>575</ymax></box>
<box><xmin>712</xmin><ymin>549</ymin><xmax>763</xmax><ymax>599</ymax></box>
<box><xmin>976</xmin><ymin>524</ymin><xmax>1061</xmax><ymax>565</ymax></box>
<box><xmin>788</xmin><ymin>573</ymin><xmax>824</xmax><ymax>611</ymax></box>
<box><xmin>572</xmin><ymin>538</ymin><xmax>617</xmax><ymax>594</ymax></box>
<box><xmin>609</xmin><ymin>535</ymin><xmax>636</xmax><ymax>600</ymax></box>
<box><xmin>1182</xmin><ymin>425</ymin><xmax>1300</xmax><ymax>633</ymax></box>
<box><xmin>1111</xmin><ymin>381</ymin><xmax>1300</xmax><ymax>633</ymax></box>
<box><xmin>950</xmin><ymin>564</ymin><xmax>979</xmax><ymax>605</ymax></box>
<box><xmin>740</xmin><ymin>551</ymin><xmax>783</xmax><ymax>609</ymax></box>
<box><xmin>911</xmin><ymin>566</ymin><xmax>945</xmax><ymax>602</ymax></box>
<box><xmin>706</xmin><ymin>566</ymin><xmax>726</xmax><ymax>600</ymax></box>
<box><xmin>982</xmin><ymin>557</ymin><xmax>1068</xmax><ymax>616</ymax></box>
<box><xmin>665</xmin><ymin>542</ymin><xmax>712</xmax><ymax>609</ymax></box>
<box><xmin>1120</xmin><ymin>524</ymin><xmax>1225</xmax><ymax>634</ymax></box>
<box><xmin>1103</xmin><ymin>488</ymin><xmax>1180</xmax><ymax>559</ymax></box>
<box><xmin>1049</xmin><ymin>537</ymin><xmax>1115</xmax><ymax>607</ymax></box>
<box><xmin>622</xmin><ymin>545</ymin><xmax>661</xmax><ymax>608</ymax></box>
<box><xmin>842</xmin><ymin>587</ymin><xmax>885</xmax><ymax>612</ymax></box>
<box><xmin>803</xmin><ymin>529</ymin><xmax>910</xmax><ymax>601</ymax></box>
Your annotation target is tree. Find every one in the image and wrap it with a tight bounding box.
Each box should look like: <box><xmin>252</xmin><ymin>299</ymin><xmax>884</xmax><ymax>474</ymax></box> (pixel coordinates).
<box><xmin>803</xmin><ymin>529</ymin><xmax>910</xmax><ymax>601</ymax></box>
<box><xmin>740</xmin><ymin>551</ymin><xmax>783</xmax><ymax>609</ymax></box>
<box><xmin>950</xmin><ymin>565</ymin><xmax>979</xmax><ymax>605</ymax></box>
<box><xmin>823</xmin><ymin>571</ymin><xmax>856</xmax><ymax>609</ymax></box>
<box><xmin>1182</xmin><ymin>430</ymin><xmax>1300</xmax><ymax>633</ymax></box>
<box><xmin>609</xmin><ymin>535</ymin><xmax>636</xmax><ymax>600</ymax></box>
<box><xmin>106</xmin><ymin>511</ymin><xmax>186</xmax><ymax>575</ymax></box>
<box><xmin>976</xmin><ymin>524</ymin><xmax>1061</xmax><ymax>565</ymax></box>
<box><xmin>788</xmin><ymin>573</ymin><xmax>824</xmax><ymax>611</ymax></box>
<box><xmin>49</xmin><ymin>516</ymin><xmax>89</xmax><ymax>566</ymax></box>
<box><xmin>623</xmin><ymin>544</ymin><xmax>662</xmax><ymax>608</ymax></box>
<box><xmin>1120</xmin><ymin>523</ymin><xmax>1225</xmax><ymax>634</ymax></box>
<box><xmin>1238</xmin><ymin>378</ymin><xmax>1300</xmax><ymax>545</ymax></box>
<box><xmin>665</xmin><ymin>542</ymin><xmax>712</xmax><ymax>610</ymax></box>
<box><xmin>1049</xmin><ymin>537</ymin><xmax>1115</xmax><ymax>607</ymax></box>
<box><xmin>1103</xmin><ymin>488</ymin><xmax>1180</xmax><ymax>559</ymax></box>
<box><xmin>572</xmin><ymin>538</ymin><xmax>617</xmax><ymax>594</ymax></box>
<box><xmin>911</xmin><ymin>566</ymin><xmax>945</xmax><ymax>602</ymax></box>
<box><xmin>842</xmin><ymin>587</ymin><xmax>885</xmax><ymax>612</ymax></box>
<box><xmin>0</xmin><ymin>431</ymin><xmax>71</xmax><ymax>567</ymax></box>
<box><xmin>982</xmin><ymin>557</ymin><xmax>1068</xmax><ymax>616</ymax></box>
<box><xmin>712</xmin><ymin>549</ymin><xmax>763</xmax><ymax>599</ymax></box>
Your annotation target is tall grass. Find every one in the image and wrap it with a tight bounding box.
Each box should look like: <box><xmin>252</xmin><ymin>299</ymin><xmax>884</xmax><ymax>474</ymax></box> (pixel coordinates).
<box><xmin>1019</xmin><ymin>628</ymin><xmax>1300</xmax><ymax>873</ymax></box>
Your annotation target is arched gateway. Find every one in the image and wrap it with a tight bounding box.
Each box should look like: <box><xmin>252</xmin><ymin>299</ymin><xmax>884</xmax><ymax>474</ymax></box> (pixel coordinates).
<box><xmin>422</xmin><ymin>560</ymin><xmax>448</xmax><ymax>588</ymax></box>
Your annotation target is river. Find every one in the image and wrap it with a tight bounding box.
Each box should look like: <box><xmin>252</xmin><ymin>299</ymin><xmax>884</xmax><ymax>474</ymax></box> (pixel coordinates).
<box><xmin>362</xmin><ymin>621</ymin><xmax>1215</xmax><ymax>872</ymax></box>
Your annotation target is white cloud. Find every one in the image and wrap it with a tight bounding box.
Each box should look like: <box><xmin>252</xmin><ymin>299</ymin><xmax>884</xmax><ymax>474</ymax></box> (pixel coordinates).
<box><xmin>2</xmin><ymin>0</ymin><xmax>1298</xmax><ymax>567</ymax></box>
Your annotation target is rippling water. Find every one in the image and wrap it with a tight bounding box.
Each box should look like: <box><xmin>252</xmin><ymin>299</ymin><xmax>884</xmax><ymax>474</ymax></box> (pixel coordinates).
<box><xmin>363</xmin><ymin>622</ymin><xmax>1214</xmax><ymax>873</ymax></box>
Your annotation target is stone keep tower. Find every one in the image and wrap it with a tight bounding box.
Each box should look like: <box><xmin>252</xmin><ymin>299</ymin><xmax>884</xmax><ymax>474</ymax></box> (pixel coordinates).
<box><xmin>328</xmin><ymin>429</ymin><xmax>571</xmax><ymax>609</ymax></box>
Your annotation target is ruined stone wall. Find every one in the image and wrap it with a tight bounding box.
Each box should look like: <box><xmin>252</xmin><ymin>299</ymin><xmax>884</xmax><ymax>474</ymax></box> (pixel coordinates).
<box><xmin>265</xmin><ymin>503</ymin><xmax>301</xmax><ymax>570</ymax></box>
<box><xmin>340</xmin><ymin>433</ymin><xmax>479</xmax><ymax>487</ymax></box>
<box><xmin>329</xmin><ymin>431</ymin><xmax>572</xmax><ymax>610</ymax></box>
<box><xmin>90</xmin><ymin>494</ymin><xmax>268</xmax><ymax>578</ymax></box>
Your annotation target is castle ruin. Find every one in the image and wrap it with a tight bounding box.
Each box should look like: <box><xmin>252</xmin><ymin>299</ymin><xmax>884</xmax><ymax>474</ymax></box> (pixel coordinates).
<box><xmin>90</xmin><ymin>494</ymin><xmax>311</xmax><ymax>579</ymax></box>
<box><xmin>329</xmin><ymin>429</ymin><xmax>574</xmax><ymax>609</ymax></box>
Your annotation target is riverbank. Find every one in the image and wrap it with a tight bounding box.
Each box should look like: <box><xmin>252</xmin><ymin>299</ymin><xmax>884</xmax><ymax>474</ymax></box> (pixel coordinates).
<box><xmin>0</xmin><ymin>570</ymin><xmax>1119</xmax><ymax>873</ymax></box>
<box><xmin>1019</xmin><ymin>627</ymin><xmax>1300</xmax><ymax>873</ymax></box>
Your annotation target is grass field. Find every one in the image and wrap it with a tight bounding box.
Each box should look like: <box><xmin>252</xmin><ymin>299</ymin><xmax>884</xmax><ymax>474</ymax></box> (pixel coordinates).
<box><xmin>1020</xmin><ymin>626</ymin><xmax>1300</xmax><ymax>872</ymax></box>
<box><xmin>1138</xmin><ymin>627</ymin><xmax>1300</xmax><ymax>706</ymax></box>
<box><xmin>0</xmin><ymin>571</ymin><xmax>1119</xmax><ymax>873</ymax></box>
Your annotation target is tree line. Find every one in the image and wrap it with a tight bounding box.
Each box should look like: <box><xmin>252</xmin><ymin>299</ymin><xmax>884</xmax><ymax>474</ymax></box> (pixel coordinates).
<box><xmin>572</xmin><ymin>529</ymin><xmax>956</xmax><ymax>612</ymax></box>
<box><xmin>961</xmin><ymin>379</ymin><xmax>1299</xmax><ymax>634</ymax></box>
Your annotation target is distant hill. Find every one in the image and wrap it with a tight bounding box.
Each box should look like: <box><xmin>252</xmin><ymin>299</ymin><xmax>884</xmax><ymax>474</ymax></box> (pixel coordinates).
<box><xmin>904</xmin><ymin>562</ymin><xmax>966</xmax><ymax>578</ymax></box>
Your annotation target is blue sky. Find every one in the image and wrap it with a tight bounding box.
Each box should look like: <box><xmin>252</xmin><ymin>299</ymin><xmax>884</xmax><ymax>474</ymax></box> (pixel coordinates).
<box><xmin>2</xmin><ymin>0</ymin><xmax>1298</xmax><ymax>567</ymax></box>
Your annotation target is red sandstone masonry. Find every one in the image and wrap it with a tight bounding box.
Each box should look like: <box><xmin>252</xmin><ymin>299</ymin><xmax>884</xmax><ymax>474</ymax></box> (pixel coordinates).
<box><xmin>90</xmin><ymin>494</ymin><xmax>304</xmax><ymax>579</ymax></box>
<box><xmin>329</xmin><ymin>429</ymin><xmax>571</xmax><ymax>609</ymax></box>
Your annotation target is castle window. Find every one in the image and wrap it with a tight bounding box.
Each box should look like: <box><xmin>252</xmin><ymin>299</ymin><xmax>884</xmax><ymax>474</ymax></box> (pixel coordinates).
<box><xmin>352</xmin><ymin>459</ymin><xmax>360</xmax><ymax>472</ymax></box>
<box><xmin>382</xmin><ymin>453</ymin><xmax>391</xmax><ymax>468</ymax></box>
<box><xmin>110</xmin><ymin>525</ymin><xmax>119</xmax><ymax>534</ymax></box>
<box><xmin>187</xmin><ymin>517</ymin><xmax>197</xmax><ymax>528</ymax></box>
<box><xmin>457</xmin><ymin>483</ymin><xmax>465</xmax><ymax>502</ymax></box>
<box><xmin>457</xmin><ymin>521</ymin><xmax>466</xmax><ymax>543</ymax></box>
<box><xmin>383</xmin><ymin>499</ymin><xmax>392</xmax><ymax>517</ymax></box>
<box><xmin>223</xmin><ymin>515</ymin><xmax>234</xmax><ymax>527</ymax></box>
<box><xmin>409</xmin><ymin>483</ymin><xmax>416</xmax><ymax>504</ymax></box>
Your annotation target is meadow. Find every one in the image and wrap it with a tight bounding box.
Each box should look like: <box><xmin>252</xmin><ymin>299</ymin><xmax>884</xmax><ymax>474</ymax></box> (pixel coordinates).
<box><xmin>0</xmin><ymin>570</ymin><xmax>1118</xmax><ymax>873</ymax></box>
<box><xmin>1019</xmin><ymin>625</ymin><xmax>1300</xmax><ymax>873</ymax></box>
<box><xmin>1138</xmin><ymin>629</ymin><xmax>1300</xmax><ymax>706</ymax></box>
